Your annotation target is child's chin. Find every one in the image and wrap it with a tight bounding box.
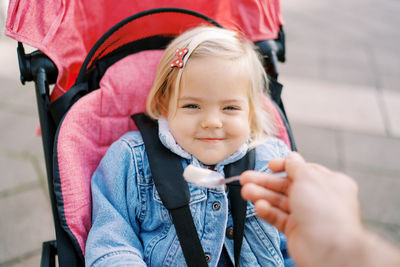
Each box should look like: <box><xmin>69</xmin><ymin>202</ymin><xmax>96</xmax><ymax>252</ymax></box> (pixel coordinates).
<box><xmin>197</xmin><ymin>156</ymin><xmax>223</xmax><ymax>167</ymax></box>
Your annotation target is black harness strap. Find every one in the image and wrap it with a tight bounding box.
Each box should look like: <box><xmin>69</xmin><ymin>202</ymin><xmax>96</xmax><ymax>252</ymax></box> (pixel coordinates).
<box><xmin>132</xmin><ymin>114</ymin><xmax>207</xmax><ymax>267</ymax></box>
<box><xmin>225</xmin><ymin>149</ymin><xmax>255</xmax><ymax>267</ymax></box>
<box><xmin>132</xmin><ymin>113</ymin><xmax>255</xmax><ymax>267</ymax></box>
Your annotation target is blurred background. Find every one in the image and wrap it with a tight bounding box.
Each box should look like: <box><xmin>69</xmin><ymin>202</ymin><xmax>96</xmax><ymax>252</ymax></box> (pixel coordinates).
<box><xmin>0</xmin><ymin>0</ymin><xmax>399</xmax><ymax>266</ymax></box>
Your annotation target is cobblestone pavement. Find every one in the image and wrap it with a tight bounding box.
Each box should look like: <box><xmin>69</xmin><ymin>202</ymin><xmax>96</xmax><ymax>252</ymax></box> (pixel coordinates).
<box><xmin>1</xmin><ymin>0</ymin><xmax>399</xmax><ymax>266</ymax></box>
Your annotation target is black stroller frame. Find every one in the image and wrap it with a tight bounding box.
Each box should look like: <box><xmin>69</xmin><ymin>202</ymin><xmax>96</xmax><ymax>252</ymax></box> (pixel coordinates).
<box><xmin>16</xmin><ymin>8</ymin><xmax>295</xmax><ymax>267</ymax></box>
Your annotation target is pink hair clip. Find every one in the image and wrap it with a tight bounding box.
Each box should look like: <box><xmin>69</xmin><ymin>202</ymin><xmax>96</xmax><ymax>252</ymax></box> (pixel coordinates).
<box><xmin>170</xmin><ymin>48</ymin><xmax>189</xmax><ymax>68</ymax></box>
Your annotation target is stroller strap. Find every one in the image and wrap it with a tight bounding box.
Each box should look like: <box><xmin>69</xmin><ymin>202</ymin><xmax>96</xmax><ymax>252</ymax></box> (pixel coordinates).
<box><xmin>132</xmin><ymin>113</ymin><xmax>206</xmax><ymax>266</ymax></box>
<box><xmin>50</xmin><ymin>83</ymin><xmax>88</xmax><ymax>126</ymax></box>
<box><xmin>132</xmin><ymin>113</ymin><xmax>255</xmax><ymax>267</ymax></box>
<box><xmin>225</xmin><ymin>149</ymin><xmax>255</xmax><ymax>266</ymax></box>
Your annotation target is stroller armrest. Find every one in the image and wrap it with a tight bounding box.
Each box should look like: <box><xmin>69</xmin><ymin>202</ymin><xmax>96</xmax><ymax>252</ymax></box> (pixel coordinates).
<box><xmin>40</xmin><ymin>240</ymin><xmax>57</xmax><ymax>267</ymax></box>
<box><xmin>17</xmin><ymin>42</ymin><xmax>58</xmax><ymax>86</ymax></box>
<box><xmin>255</xmin><ymin>26</ymin><xmax>286</xmax><ymax>78</ymax></box>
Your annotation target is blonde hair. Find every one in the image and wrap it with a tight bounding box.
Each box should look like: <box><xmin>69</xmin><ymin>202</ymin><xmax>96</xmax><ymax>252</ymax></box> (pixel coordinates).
<box><xmin>146</xmin><ymin>26</ymin><xmax>276</xmax><ymax>146</ymax></box>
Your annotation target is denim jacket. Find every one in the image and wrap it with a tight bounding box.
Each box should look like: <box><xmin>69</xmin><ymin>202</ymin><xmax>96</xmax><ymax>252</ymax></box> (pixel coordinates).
<box><xmin>85</xmin><ymin>120</ymin><xmax>294</xmax><ymax>267</ymax></box>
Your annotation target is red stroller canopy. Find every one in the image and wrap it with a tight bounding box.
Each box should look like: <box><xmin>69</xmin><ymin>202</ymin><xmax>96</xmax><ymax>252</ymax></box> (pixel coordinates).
<box><xmin>6</xmin><ymin>0</ymin><xmax>283</xmax><ymax>101</ymax></box>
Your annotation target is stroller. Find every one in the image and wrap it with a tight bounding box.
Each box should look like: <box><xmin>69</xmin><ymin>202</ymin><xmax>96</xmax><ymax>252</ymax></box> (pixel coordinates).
<box><xmin>6</xmin><ymin>1</ymin><xmax>295</xmax><ymax>266</ymax></box>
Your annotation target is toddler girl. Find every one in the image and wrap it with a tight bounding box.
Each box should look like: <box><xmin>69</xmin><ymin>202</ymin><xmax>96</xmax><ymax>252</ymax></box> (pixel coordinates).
<box><xmin>85</xmin><ymin>26</ymin><xmax>293</xmax><ymax>267</ymax></box>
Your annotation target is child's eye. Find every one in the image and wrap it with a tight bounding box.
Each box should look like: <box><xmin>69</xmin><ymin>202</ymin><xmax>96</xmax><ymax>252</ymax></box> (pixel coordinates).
<box><xmin>223</xmin><ymin>106</ymin><xmax>240</xmax><ymax>111</ymax></box>
<box><xmin>182</xmin><ymin>104</ymin><xmax>200</xmax><ymax>109</ymax></box>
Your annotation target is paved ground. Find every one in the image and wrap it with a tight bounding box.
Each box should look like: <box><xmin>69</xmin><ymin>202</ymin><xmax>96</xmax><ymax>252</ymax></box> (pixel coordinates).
<box><xmin>1</xmin><ymin>0</ymin><xmax>399</xmax><ymax>266</ymax></box>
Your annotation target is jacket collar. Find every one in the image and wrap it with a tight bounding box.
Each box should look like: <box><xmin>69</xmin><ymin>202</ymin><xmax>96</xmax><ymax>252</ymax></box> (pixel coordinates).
<box><xmin>157</xmin><ymin>118</ymin><xmax>248</xmax><ymax>172</ymax></box>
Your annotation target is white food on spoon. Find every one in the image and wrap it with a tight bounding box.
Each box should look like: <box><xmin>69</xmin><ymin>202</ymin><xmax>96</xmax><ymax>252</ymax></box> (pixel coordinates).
<box><xmin>183</xmin><ymin>164</ymin><xmax>223</xmax><ymax>187</ymax></box>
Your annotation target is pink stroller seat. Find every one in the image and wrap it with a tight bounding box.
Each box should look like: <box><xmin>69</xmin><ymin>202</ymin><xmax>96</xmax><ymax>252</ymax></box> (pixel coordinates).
<box><xmin>54</xmin><ymin>49</ymin><xmax>291</xmax><ymax>255</ymax></box>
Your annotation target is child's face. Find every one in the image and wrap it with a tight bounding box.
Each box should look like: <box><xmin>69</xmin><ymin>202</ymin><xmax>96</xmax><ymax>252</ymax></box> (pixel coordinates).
<box><xmin>167</xmin><ymin>57</ymin><xmax>251</xmax><ymax>166</ymax></box>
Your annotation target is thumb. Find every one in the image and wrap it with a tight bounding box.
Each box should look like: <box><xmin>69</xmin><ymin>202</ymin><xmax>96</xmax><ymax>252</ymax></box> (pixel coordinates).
<box><xmin>286</xmin><ymin>152</ymin><xmax>306</xmax><ymax>163</ymax></box>
<box><xmin>284</xmin><ymin>152</ymin><xmax>307</xmax><ymax>181</ymax></box>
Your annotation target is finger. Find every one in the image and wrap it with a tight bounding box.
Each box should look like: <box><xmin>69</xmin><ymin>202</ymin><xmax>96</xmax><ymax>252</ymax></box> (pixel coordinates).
<box><xmin>240</xmin><ymin>171</ymin><xmax>290</xmax><ymax>194</ymax></box>
<box><xmin>254</xmin><ymin>199</ymin><xmax>289</xmax><ymax>233</ymax></box>
<box><xmin>285</xmin><ymin>151</ymin><xmax>306</xmax><ymax>165</ymax></box>
<box><xmin>241</xmin><ymin>183</ymin><xmax>290</xmax><ymax>212</ymax></box>
<box><xmin>268</xmin><ymin>158</ymin><xmax>285</xmax><ymax>172</ymax></box>
<box><xmin>285</xmin><ymin>152</ymin><xmax>336</xmax><ymax>183</ymax></box>
<box><xmin>308</xmin><ymin>163</ymin><xmax>332</xmax><ymax>174</ymax></box>
<box><xmin>284</xmin><ymin>152</ymin><xmax>309</xmax><ymax>181</ymax></box>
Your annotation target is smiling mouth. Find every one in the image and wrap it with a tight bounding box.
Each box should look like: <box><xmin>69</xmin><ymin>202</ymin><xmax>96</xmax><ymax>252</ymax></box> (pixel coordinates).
<box><xmin>197</xmin><ymin>138</ymin><xmax>224</xmax><ymax>143</ymax></box>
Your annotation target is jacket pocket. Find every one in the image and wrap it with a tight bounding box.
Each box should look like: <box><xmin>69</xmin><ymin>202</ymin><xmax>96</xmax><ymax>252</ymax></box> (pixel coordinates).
<box><xmin>152</xmin><ymin>184</ymin><xmax>207</xmax><ymax>221</ymax></box>
<box><xmin>153</xmin><ymin>185</ymin><xmax>207</xmax><ymax>205</ymax></box>
<box><xmin>150</xmin><ymin>185</ymin><xmax>208</xmax><ymax>266</ymax></box>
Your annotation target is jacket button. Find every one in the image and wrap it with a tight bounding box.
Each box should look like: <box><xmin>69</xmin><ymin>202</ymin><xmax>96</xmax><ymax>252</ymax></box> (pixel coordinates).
<box><xmin>226</xmin><ymin>227</ymin><xmax>234</xmax><ymax>239</ymax></box>
<box><xmin>205</xmin><ymin>253</ymin><xmax>212</xmax><ymax>263</ymax></box>
<box><xmin>212</xmin><ymin>201</ymin><xmax>221</xmax><ymax>211</ymax></box>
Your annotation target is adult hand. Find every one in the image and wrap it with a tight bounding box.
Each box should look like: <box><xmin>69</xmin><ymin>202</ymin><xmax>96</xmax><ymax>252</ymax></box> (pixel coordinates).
<box><xmin>240</xmin><ymin>152</ymin><xmax>399</xmax><ymax>267</ymax></box>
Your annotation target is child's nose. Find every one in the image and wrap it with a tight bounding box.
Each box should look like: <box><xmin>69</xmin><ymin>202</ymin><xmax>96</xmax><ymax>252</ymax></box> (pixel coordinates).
<box><xmin>201</xmin><ymin>112</ymin><xmax>222</xmax><ymax>129</ymax></box>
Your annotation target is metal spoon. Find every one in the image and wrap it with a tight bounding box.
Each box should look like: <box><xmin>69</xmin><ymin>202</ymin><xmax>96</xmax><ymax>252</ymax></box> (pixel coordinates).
<box><xmin>183</xmin><ymin>164</ymin><xmax>287</xmax><ymax>188</ymax></box>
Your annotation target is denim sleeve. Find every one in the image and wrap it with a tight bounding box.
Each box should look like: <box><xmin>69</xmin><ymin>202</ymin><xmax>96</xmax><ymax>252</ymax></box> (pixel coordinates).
<box><xmin>256</xmin><ymin>138</ymin><xmax>294</xmax><ymax>266</ymax></box>
<box><xmin>275</xmin><ymin>140</ymin><xmax>294</xmax><ymax>266</ymax></box>
<box><xmin>277</xmin><ymin>137</ymin><xmax>291</xmax><ymax>158</ymax></box>
<box><xmin>256</xmin><ymin>137</ymin><xmax>291</xmax><ymax>172</ymax></box>
<box><xmin>85</xmin><ymin>139</ymin><xmax>146</xmax><ymax>267</ymax></box>
<box><xmin>276</xmin><ymin>140</ymin><xmax>295</xmax><ymax>266</ymax></box>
